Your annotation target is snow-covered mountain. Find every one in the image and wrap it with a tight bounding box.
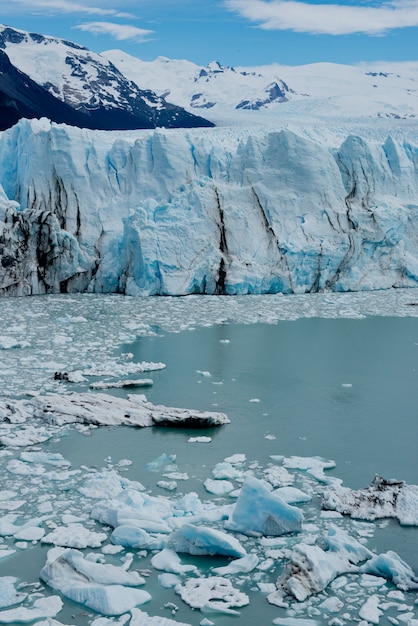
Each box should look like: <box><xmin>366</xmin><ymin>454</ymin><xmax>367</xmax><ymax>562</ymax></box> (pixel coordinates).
<box><xmin>1</xmin><ymin>118</ymin><xmax>418</xmax><ymax>297</ymax></box>
<box><xmin>0</xmin><ymin>25</ymin><xmax>213</xmax><ymax>130</ymax></box>
<box><xmin>103</xmin><ymin>51</ymin><xmax>418</xmax><ymax>124</ymax></box>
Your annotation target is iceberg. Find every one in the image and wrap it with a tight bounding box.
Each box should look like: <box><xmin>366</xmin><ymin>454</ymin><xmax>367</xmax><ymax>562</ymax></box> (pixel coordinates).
<box><xmin>167</xmin><ymin>523</ymin><xmax>247</xmax><ymax>557</ymax></box>
<box><xmin>2</xmin><ymin>120</ymin><xmax>418</xmax><ymax>296</ymax></box>
<box><xmin>224</xmin><ymin>475</ymin><xmax>304</xmax><ymax>536</ymax></box>
<box><xmin>40</xmin><ymin>548</ymin><xmax>151</xmax><ymax>615</ymax></box>
<box><xmin>0</xmin><ymin>392</ymin><xmax>230</xmax><ymax>429</ymax></box>
<box><xmin>322</xmin><ymin>475</ymin><xmax>418</xmax><ymax>525</ymax></box>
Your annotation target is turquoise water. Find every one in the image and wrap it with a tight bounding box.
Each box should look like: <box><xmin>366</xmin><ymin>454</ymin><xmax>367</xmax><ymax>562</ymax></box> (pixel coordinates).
<box><xmin>0</xmin><ymin>297</ymin><xmax>417</xmax><ymax>625</ymax></box>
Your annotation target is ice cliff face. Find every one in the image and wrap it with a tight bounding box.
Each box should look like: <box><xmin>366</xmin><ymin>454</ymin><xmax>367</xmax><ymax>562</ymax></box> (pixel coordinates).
<box><xmin>1</xmin><ymin>118</ymin><xmax>418</xmax><ymax>296</ymax></box>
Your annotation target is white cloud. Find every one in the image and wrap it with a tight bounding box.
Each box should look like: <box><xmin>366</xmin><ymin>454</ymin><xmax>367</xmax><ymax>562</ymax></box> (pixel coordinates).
<box><xmin>75</xmin><ymin>21</ymin><xmax>154</xmax><ymax>41</ymax></box>
<box><xmin>224</xmin><ymin>0</ymin><xmax>418</xmax><ymax>35</ymax></box>
<box><xmin>8</xmin><ymin>0</ymin><xmax>135</xmax><ymax>18</ymax></box>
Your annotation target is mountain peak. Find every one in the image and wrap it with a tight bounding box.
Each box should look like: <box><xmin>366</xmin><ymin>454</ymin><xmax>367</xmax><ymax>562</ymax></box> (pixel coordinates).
<box><xmin>0</xmin><ymin>24</ymin><xmax>214</xmax><ymax>131</ymax></box>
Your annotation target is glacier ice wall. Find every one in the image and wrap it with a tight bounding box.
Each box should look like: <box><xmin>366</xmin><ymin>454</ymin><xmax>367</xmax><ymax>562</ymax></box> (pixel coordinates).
<box><xmin>1</xmin><ymin>118</ymin><xmax>418</xmax><ymax>296</ymax></box>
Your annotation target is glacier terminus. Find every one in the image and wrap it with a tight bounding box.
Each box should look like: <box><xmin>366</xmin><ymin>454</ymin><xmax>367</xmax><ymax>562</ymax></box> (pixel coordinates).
<box><xmin>1</xmin><ymin>118</ymin><xmax>418</xmax><ymax>296</ymax></box>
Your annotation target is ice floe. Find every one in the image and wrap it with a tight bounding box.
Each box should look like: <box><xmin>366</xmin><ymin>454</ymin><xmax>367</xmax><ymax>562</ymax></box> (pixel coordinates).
<box><xmin>323</xmin><ymin>475</ymin><xmax>418</xmax><ymax>525</ymax></box>
<box><xmin>0</xmin><ymin>392</ymin><xmax>230</xmax><ymax>431</ymax></box>
<box><xmin>40</xmin><ymin>548</ymin><xmax>151</xmax><ymax>615</ymax></box>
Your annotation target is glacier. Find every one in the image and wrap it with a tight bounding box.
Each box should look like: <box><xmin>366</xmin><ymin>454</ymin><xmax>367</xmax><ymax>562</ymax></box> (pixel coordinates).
<box><xmin>1</xmin><ymin>118</ymin><xmax>418</xmax><ymax>296</ymax></box>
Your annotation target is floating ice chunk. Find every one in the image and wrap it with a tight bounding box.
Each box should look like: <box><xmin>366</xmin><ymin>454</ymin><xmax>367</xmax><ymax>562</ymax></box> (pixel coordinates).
<box><xmin>0</xmin><ymin>595</ymin><xmax>63</xmax><ymax>623</ymax></box>
<box><xmin>7</xmin><ymin>459</ymin><xmax>45</xmax><ymax>475</ymax></box>
<box><xmin>276</xmin><ymin>526</ymin><xmax>372</xmax><ymax>601</ymax></box>
<box><xmin>212</xmin><ymin>462</ymin><xmax>243</xmax><ymax>480</ymax></box>
<box><xmin>188</xmin><ymin>437</ymin><xmax>212</xmax><ymax>443</ymax></box>
<box><xmin>13</xmin><ymin>526</ymin><xmax>45</xmax><ymax>541</ymax></box>
<box><xmin>42</xmin><ymin>524</ymin><xmax>107</xmax><ymax>548</ymax></box>
<box><xmin>212</xmin><ymin>553</ymin><xmax>259</xmax><ymax>575</ymax></box>
<box><xmin>274</xmin><ymin>487</ymin><xmax>312</xmax><ymax>504</ymax></box>
<box><xmin>146</xmin><ymin>453</ymin><xmax>176</xmax><ymax>471</ymax></box>
<box><xmin>324</xmin><ymin>524</ymin><xmax>373</xmax><ymax>564</ymax></box>
<box><xmin>83</xmin><ymin>361</ymin><xmax>165</xmax><ymax>377</ymax></box>
<box><xmin>264</xmin><ymin>466</ymin><xmax>295</xmax><ymax>487</ymax></box>
<box><xmin>0</xmin><ymin>577</ymin><xmax>25</xmax><ymax>609</ymax></box>
<box><xmin>90</xmin><ymin>379</ymin><xmax>153</xmax><ymax>390</ymax></box>
<box><xmin>361</xmin><ymin>551</ymin><xmax>418</xmax><ymax>591</ymax></box>
<box><xmin>204</xmin><ymin>479</ymin><xmax>235</xmax><ymax>495</ymax></box>
<box><xmin>283</xmin><ymin>456</ymin><xmax>337</xmax><ymax>484</ymax></box>
<box><xmin>168</xmin><ymin>523</ymin><xmax>246</xmax><ymax>557</ymax></box>
<box><xmin>319</xmin><ymin>597</ymin><xmax>344</xmax><ymax>613</ymax></box>
<box><xmin>249</xmin><ymin>398</ymin><xmax>260</xmax><ymax>403</ymax></box>
<box><xmin>225</xmin><ymin>476</ymin><xmax>303</xmax><ymax>536</ymax></box>
<box><xmin>130</xmin><ymin>607</ymin><xmax>192</xmax><ymax>626</ymax></box>
<box><xmin>0</xmin><ymin>550</ymin><xmax>15</xmax><ymax>559</ymax></box>
<box><xmin>19</xmin><ymin>451</ymin><xmax>70</xmax><ymax>466</ymax></box>
<box><xmin>323</xmin><ymin>475</ymin><xmax>418</xmax><ymax>525</ymax></box>
<box><xmin>158</xmin><ymin>573</ymin><xmax>182</xmax><ymax>589</ymax></box>
<box><xmin>0</xmin><ymin>514</ymin><xmax>42</xmax><ymax>537</ymax></box>
<box><xmin>163</xmin><ymin>472</ymin><xmax>188</xmax><ymax>481</ymax></box>
<box><xmin>40</xmin><ymin>548</ymin><xmax>150</xmax><ymax>616</ymax></box>
<box><xmin>111</xmin><ymin>526</ymin><xmax>167</xmax><ymax>551</ymax></box>
<box><xmin>196</xmin><ymin>371</ymin><xmax>212</xmax><ymax>377</ymax></box>
<box><xmin>1</xmin><ymin>392</ymin><xmax>229</xmax><ymax>429</ymax></box>
<box><xmin>276</xmin><ymin>543</ymin><xmax>352</xmax><ymax>602</ymax></box>
<box><xmin>79</xmin><ymin>470</ymin><xmax>145</xmax><ymax>499</ymax></box>
<box><xmin>175</xmin><ymin>577</ymin><xmax>249</xmax><ymax>612</ymax></box>
<box><xmin>150</xmin><ymin>548</ymin><xmax>197</xmax><ymax>574</ymax></box>
<box><xmin>157</xmin><ymin>481</ymin><xmax>177</xmax><ymax>491</ymax></box>
<box><xmin>224</xmin><ymin>454</ymin><xmax>246</xmax><ymax>464</ymax></box>
<box><xmin>359</xmin><ymin>595</ymin><xmax>383</xmax><ymax>624</ymax></box>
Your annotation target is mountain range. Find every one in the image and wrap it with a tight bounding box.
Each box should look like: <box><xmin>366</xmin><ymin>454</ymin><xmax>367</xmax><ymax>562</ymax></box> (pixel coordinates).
<box><xmin>1</xmin><ymin>23</ymin><xmax>418</xmax><ymax>132</ymax></box>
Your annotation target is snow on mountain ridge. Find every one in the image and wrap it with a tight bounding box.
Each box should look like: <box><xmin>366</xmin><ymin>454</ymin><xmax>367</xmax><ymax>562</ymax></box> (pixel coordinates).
<box><xmin>103</xmin><ymin>50</ymin><xmax>418</xmax><ymax>124</ymax></box>
<box><xmin>0</xmin><ymin>24</ymin><xmax>213</xmax><ymax>130</ymax></box>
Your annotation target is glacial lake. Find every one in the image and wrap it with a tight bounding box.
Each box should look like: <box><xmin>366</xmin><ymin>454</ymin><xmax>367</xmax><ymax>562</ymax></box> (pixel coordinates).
<box><xmin>0</xmin><ymin>291</ymin><xmax>417</xmax><ymax>626</ymax></box>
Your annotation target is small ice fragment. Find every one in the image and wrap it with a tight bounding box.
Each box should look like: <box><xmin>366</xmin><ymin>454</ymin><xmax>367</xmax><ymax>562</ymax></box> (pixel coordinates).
<box><xmin>249</xmin><ymin>398</ymin><xmax>260</xmax><ymax>403</ymax></box>
<box><xmin>265</xmin><ymin>434</ymin><xmax>276</xmax><ymax>440</ymax></box>
<box><xmin>196</xmin><ymin>370</ymin><xmax>212</xmax><ymax>377</ymax></box>
<box><xmin>175</xmin><ymin>576</ymin><xmax>249</xmax><ymax>611</ymax></box>
<box><xmin>157</xmin><ymin>481</ymin><xmax>177</xmax><ymax>491</ymax></box>
<box><xmin>204</xmin><ymin>479</ymin><xmax>235</xmax><ymax>495</ymax></box>
<box><xmin>342</xmin><ymin>383</ymin><xmax>352</xmax><ymax>388</ymax></box>
<box><xmin>359</xmin><ymin>595</ymin><xmax>383</xmax><ymax>624</ymax></box>
<box><xmin>219</xmin><ymin>340</ymin><xmax>230</xmax><ymax>344</ymax></box>
<box><xmin>146</xmin><ymin>453</ymin><xmax>176</xmax><ymax>471</ymax></box>
<box><xmin>158</xmin><ymin>573</ymin><xmax>181</xmax><ymax>589</ymax></box>
<box><xmin>151</xmin><ymin>548</ymin><xmax>197</xmax><ymax>574</ymax></box>
<box><xmin>188</xmin><ymin>437</ymin><xmax>212</xmax><ymax>443</ymax></box>
<box><xmin>42</xmin><ymin>524</ymin><xmax>107</xmax><ymax>548</ymax></box>
<box><xmin>224</xmin><ymin>454</ymin><xmax>246</xmax><ymax>464</ymax></box>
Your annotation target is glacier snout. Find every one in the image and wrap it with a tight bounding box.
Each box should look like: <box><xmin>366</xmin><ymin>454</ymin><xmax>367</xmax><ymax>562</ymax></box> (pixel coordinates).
<box><xmin>1</xmin><ymin>119</ymin><xmax>418</xmax><ymax>296</ymax></box>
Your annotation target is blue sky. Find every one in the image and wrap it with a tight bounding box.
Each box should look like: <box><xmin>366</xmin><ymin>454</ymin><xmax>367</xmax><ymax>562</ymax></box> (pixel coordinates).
<box><xmin>2</xmin><ymin>0</ymin><xmax>418</xmax><ymax>67</ymax></box>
